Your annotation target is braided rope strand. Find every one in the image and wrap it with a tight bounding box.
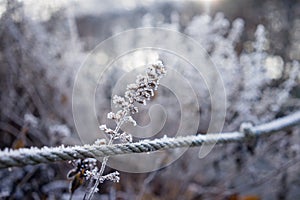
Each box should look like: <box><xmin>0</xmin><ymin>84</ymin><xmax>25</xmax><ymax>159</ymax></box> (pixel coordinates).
<box><xmin>0</xmin><ymin>111</ymin><xmax>299</xmax><ymax>169</ymax></box>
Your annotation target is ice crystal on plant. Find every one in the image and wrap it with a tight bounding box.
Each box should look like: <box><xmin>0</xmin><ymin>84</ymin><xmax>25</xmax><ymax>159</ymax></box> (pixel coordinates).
<box><xmin>94</xmin><ymin>138</ymin><xmax>106</xmax><ymax>145</ymax></box>
<box><xmin>100</xmin><ymin>171</ymin><xmax>120</xmax><ymax>183</ymax></box>
<box><xmin>67</xmin><ymin>158</ymin><xmax>98</xmax><ymax>196</ymax></box>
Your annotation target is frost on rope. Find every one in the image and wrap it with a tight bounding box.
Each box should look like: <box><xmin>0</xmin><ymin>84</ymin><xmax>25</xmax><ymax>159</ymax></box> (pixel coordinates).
<box><xmin>1</xmin><ymin>110</ymin><xmax>300</xmax><ymax>167</ymax></box>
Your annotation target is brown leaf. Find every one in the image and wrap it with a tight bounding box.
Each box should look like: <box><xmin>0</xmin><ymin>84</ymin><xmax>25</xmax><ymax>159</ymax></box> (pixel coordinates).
<box><xmin>12</xmin><ymin>137</ymin><xmax>26</xmax><ymax>149</ymax></box>
<box><xmin>69</xmin><ymin>171</ymin><xmax>84</xmax><ymax>194</ymax></box>
<box><xmin>240</xmin><ymin>195</ymin><xmax>260</xmax><ymax>200</ymax></box>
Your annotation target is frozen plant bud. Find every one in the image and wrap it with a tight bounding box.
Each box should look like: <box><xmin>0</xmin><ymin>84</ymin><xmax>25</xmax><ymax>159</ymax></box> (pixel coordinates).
<box><xmin>119</xmin><ymin>132</ymin><xmax>133</xmax><ymax>143</ymax></box>
<box><xmin>115</xmin><ymin>110</ymin><xmax>126</xmax><ymax>120</ymax></box>
<box><xmin>113</xmin><ymin>95</ymin><xmax>127</xmax><ymax>108</ymax></box>
<box><xmin>105</xmin><ymin>128</ymin><xmax>116</xmax><ymax>135</ymax></box>
<box><xmin>125</xmin><ymin>116</ymin><xmax>137</xmax><ymax>126</ymax></box>
<box><xmin>82</xmin><ymin>158</ymin><xmax>97</xmax><ymax>169</ymax></box>
<box><xmin>107</xmin><ymin>112</ymin><xmax>116</xmax><ymax>120</ymax></box>
<box><xmin>99</xmin><ymin>124</ymin><xmax>116</xmax><ymax>135</ymax></box>
<box><xmin>152</xmin><ymin>60</ymin><xmax>167</xmax><ymax>76</ymax></box>
<box><xmin>128</xmin><ymin>104</ymin><xmax>139</xmax><ymax>114</ymax></box>
<box><xmin>101</xmin><ymin>171</ymin><xmax>120</xmax><ymax>183</ymax></box>
<box><xmin>136</xmin><ymin>75</ymin><xmax>148</xmax><ymax>86</ymax></box>
<box><xmin>85</xmin><ymin>167</ymin><xmax>99</xmax><ymax>180</ymax></box>
<box><xmin>99</xmin><ymin>124</ymin><xmax>107</xmax><ymax>131</ymax></box>
<box><xmin>127</xmin><ymin>83</ymin><xmax>138</xmax><ymax>91</ymax></box>
<box><xmin>94</xmin><ymin>138</ymin><xmax>106</xmax><ymax>145</ymax></box>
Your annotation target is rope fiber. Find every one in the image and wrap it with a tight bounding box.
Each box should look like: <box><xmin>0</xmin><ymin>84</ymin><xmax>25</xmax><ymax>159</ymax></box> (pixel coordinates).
<box><xmin>0</xmin><ymin>111</ymin><xmax>300</xmax><ymax>169</ymax></box>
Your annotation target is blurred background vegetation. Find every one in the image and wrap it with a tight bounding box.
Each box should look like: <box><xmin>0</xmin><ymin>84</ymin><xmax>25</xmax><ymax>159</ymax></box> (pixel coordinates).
<box><xmin>0</xmin><ymin>0</ymin><xmax>299</xmax><ymax>199</ymax></box>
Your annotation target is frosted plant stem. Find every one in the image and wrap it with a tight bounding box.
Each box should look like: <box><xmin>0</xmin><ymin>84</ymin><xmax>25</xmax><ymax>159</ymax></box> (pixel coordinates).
<box><xmin>85</xmin><ymin>138</ymin><xmax>112</xmax><ymax>200</ymax></box>
<box><xmin>86</xmin><ymin>113</ymin><xmax>125</xmax><ymax>200</ymax></box>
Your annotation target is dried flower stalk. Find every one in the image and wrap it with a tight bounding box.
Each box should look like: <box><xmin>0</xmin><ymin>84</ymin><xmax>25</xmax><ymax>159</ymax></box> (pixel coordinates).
<box><xmin>83</xmin><ymin>61</ymin><xmax>167</xmax><ymax>200</ymax></box>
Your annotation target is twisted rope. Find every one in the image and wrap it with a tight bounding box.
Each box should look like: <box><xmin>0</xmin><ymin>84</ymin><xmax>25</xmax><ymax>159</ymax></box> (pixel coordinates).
<box><xmin>1</xmin><ymin>111</ymin><xmax>300</xmax><ymax>169</ymax></box>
